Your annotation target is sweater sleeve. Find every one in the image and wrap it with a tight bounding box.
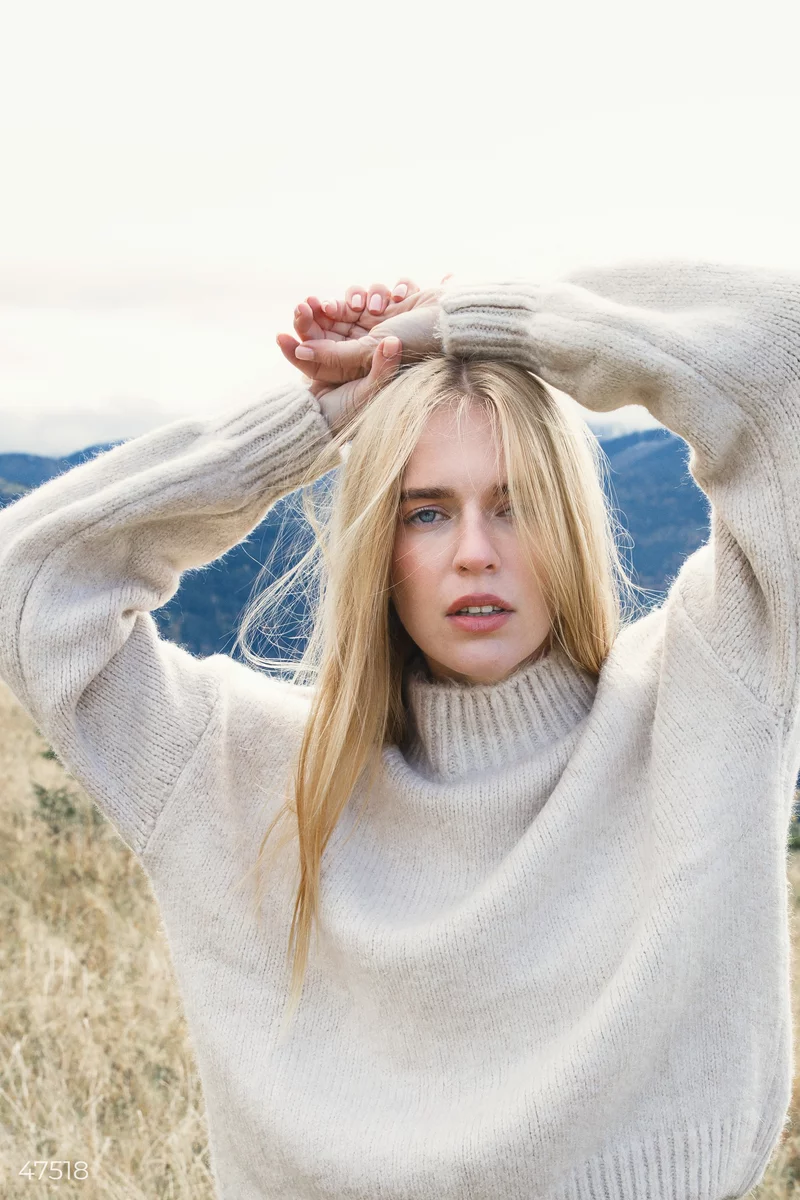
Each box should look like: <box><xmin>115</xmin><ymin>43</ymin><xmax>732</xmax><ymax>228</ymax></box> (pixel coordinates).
<box><xmin>0</xmin><ymin>381</ymin><xmax>336</xmax><ymax>856</ymax></box>
<box><xmin>436</xmin><ymin>259</ymin><xmax>800</xmax><ymax>739</ymax></box>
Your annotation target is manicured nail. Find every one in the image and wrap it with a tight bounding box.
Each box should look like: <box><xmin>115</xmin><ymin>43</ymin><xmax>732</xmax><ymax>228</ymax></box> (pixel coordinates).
<box><xmin>392</xmin><ymin>283</ymin><xmax>407</xmax><ymax>299</ymax></box>
<box><xmin>382</xmin><ymin>337</ymin><xmax>400</xmax><ymax>356</ymax></box>
<box><xmin>295</xmin><ymin>346</ymin><xmax>315</xmax><ymax>360</ymax></box>
<box><xmin>323</xmin><ymin>300</ymin><xmax>337</xmax><ymax>316</ymax></box>
<box><xmin>351</xmin><ymin>293</ymin><xmax>363</xmax><ymax>309</ymax></box>
<box><xmin>368</xmin><ymin>293</ymin><xmax>383</xmax><ymax>313</ymax></box>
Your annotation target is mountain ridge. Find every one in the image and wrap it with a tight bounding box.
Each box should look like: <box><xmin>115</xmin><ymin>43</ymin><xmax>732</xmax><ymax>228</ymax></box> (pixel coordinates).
<box><xmin>0</xmin><ymin>425</ymin><xmax>706</xmax><ymax>660</ymax></box>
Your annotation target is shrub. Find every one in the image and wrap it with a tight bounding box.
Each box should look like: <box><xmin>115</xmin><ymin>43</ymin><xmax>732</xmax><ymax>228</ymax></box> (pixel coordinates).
<box><xmin>31</xmin><ymin>783</ymin><xmax>104</xmax><ymax>837</ymax></box>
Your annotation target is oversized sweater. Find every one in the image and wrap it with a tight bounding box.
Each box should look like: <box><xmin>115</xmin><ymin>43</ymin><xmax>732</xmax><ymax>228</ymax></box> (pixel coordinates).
<box><xmin>1</xmin><ymin>259</ymin><xmax>799</xmax><ymax>1200</ymax></box>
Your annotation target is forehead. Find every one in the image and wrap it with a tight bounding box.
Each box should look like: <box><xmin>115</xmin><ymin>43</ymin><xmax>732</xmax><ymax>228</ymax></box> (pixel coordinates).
<box><xmin>401</xmin><ymin>402</ymin><xmax>505</xmax><ymax>487</ymax></box>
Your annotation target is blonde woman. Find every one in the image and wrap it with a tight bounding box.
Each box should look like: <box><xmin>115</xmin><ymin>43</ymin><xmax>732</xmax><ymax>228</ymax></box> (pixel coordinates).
<box><xmin>1</xmin><ymin>260</ymin><xmax>798</xmax><ymax>1200</ymax></box>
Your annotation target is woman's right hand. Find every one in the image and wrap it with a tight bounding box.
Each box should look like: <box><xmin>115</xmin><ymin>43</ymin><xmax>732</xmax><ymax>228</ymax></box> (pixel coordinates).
<box><xmin>309</xmin><ymin>336</ymin><xmax>405</xmax><ymax>439</ymax></box>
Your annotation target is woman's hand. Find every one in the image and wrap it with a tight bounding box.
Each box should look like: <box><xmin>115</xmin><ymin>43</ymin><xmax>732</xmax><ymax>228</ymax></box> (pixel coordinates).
<box><xmin>276</xmin><ymin>274</ymin><xmax>452</xmax><ymax>385</ymax></box>
<box><xmin>297</xmin><ymin>277</ymin><xmax>427</xmax><ymax>341</ymax></box>
<box><xmin>310</xmin><ymin>336</ymin><xmax>405</xmax><ymax>439</ymax></box>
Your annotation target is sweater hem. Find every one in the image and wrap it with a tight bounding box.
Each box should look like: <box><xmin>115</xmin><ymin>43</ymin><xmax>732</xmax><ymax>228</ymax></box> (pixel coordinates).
<box><xmin>551</xmin><ymin>1110</ymin><xmax>783</xmax><ymax>1200</ymax></box>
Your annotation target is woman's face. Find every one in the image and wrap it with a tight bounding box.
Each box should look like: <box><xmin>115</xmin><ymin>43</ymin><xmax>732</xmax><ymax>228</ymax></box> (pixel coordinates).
<box><xmin>390</xmin><ymin>401</ymin><xmax>552</xmax><ymax>685</ymax></box>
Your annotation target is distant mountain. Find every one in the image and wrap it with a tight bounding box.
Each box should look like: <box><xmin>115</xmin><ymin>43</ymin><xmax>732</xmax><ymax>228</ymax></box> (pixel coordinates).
<box><xmin>0</xmin><ymin>442</ymin><xmax>123</xmax><ymax>501</ymax></box>
<box><xmin>1</xmin><ymin>426</ymin><xmax>708</xmax><ymax>659</ymax></box>
<box><xmin>598</xmin><ymin>427</ymin><xmax>710</xmax><ymax>593</ymax></box>
<box><xmin>4</xmin><ymin>428</ymin><xmax>799</xmax><ymax>796</ymax></box>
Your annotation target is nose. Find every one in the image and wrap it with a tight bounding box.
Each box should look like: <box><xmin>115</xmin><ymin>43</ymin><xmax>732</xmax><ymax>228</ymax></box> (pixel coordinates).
<box><xmin>451</xmin><ymin>511</ymin><xmax>501</xmax><ymax>573</ymax></box>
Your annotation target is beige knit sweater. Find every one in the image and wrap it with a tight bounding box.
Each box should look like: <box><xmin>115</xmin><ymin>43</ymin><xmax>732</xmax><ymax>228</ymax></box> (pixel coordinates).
<box><xmin>1</xmin><ymin>259</ymin><xmax>798</xmax><ymax>1199</ymax></box>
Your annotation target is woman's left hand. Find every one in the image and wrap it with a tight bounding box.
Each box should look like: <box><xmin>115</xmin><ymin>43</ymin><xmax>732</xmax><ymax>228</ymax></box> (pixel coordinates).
<box><xmin>300</xmin><ymin>278</ymin><xmax>427</xmax><ymax>339</ymax></box>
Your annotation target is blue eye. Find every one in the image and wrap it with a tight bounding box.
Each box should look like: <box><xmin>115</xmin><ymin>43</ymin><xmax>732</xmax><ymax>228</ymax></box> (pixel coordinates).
<box><xmin>405</xmin><ymin>507</ymin><xmax>443</xmax><ymax>526</ymax></box>
<box><xmin>404</xmin><ymin>506</ymin><xmax>513</xmax><ymax>527</ymax></box>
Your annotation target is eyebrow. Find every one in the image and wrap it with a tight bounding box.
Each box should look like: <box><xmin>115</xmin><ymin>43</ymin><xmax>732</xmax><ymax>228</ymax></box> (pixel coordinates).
<box><xmin>400</xmin><ymin>483</ymin><xmax>509</xmax><ymax>503</ymax></box>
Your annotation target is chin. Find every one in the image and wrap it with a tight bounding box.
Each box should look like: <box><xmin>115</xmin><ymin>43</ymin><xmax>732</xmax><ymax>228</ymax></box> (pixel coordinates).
<box><xmin>426</xmin><ymin>652</ymin><xmax>519</xmax><ymax>686</ymax></box>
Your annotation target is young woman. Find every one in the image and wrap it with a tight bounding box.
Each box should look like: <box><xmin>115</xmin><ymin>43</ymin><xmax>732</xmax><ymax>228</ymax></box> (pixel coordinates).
<box><xmin>1</xmin><ymin>260</ymin><xmax>798</xmax><ymax>1200</ymax></box>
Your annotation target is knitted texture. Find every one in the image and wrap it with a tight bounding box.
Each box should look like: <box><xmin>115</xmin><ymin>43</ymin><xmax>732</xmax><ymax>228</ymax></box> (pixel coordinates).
<box><xmin>1</xmin><ymin>259</ymin><xmax>799</xmax><ymax>1199</ymax></box>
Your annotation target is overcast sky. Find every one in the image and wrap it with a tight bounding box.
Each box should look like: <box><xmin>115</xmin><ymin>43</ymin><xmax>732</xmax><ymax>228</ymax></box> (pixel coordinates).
<box><xmin>1</xmin><ymin>0</ymin><xmax>799</xmax><ymax>456</ymax></box>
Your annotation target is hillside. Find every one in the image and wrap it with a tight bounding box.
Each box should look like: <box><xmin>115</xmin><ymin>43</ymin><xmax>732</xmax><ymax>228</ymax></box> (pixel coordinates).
<box><xmin>0</xmin><ymin>679</ymin><xmax>214</xmax><ymax>1197</ymax></box>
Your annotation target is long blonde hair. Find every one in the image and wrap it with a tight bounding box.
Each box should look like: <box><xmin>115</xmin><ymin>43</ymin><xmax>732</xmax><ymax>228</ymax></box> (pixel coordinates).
<box><xmin>233</xmin><ymin>355</ymin><xmax>649</xmax><ymax>1034</ymax></box>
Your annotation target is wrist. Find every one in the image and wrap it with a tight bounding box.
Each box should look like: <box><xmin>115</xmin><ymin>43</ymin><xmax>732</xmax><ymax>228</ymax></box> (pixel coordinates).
<box><xmin>437</xmin><ymin>280</ymin><xmax>538</xmax><ymax>362</ymax></box>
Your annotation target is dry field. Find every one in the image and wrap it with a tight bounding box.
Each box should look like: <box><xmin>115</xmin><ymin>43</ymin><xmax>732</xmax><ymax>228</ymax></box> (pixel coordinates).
<box><xmin>1</xmin><ymin>676</ymin><xmax>800</xmax><ymax>1198</ymax></box>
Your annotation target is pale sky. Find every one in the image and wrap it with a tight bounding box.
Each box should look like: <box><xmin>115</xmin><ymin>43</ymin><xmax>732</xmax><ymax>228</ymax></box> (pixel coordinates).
<box><xmin>1</xmin><ymin>0</ymin><xmax>799</xmax><ymax>456</ymax></box>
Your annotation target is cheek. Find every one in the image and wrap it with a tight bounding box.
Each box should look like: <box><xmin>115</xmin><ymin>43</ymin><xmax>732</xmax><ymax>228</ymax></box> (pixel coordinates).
<box><xmin>390</xmin><ymin>536</ymin><xmax>427</xmax><ymax>605</ymax></box>
<box><xmin>391</xmin><ymin>531</ymin><xmax>411</xmax><ymax>585</ymax></box>
<box><xmin>389</xmin><ymin>558</ymin><xmax>406</xmax><ymax>610</ymax></box>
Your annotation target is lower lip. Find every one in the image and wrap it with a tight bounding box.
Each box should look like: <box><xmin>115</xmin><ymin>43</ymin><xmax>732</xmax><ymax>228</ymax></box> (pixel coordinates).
<box><xmin>446</xmin><ymin>611</ymin><xmax>512</xmax><ymax>632</ymax></box>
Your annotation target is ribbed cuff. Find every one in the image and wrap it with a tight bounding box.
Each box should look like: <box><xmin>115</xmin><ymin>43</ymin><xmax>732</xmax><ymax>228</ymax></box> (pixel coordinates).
<box><xmin>203</xmin><ymin>379</ymin><xmax>338</xmax><ymax>495</ymax></box>
<box><xmin>436</xmin><ymin>281</ymin><xmax>541</xmax><ymax>365</ymax></box>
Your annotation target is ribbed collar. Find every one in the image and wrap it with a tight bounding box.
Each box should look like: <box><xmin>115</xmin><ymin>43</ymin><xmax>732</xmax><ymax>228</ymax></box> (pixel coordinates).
<box><xmin>401</xmin><ymin>643</ymin><xmax>598</xmax><ymax>782</ymax></box>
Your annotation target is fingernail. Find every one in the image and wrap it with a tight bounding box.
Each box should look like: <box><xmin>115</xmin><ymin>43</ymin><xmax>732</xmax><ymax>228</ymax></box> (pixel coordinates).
<box><xmin>382</xmin><ymin>337</ymin><xmax>400</xmax><ymax>356</ymax></box>
<box><xmin>295</xmin><ymin>346</ymin><xmax>315</xmax><ymax>360</ymax></box>
<box><xmin>368</xmin><ymin>293</ymin><xmax>383</xmax><ymax>313</ymax></box>
<box><xmin>351</xmin><ymin>293</ymin><xmax>363</xmax><ymax>309</ymax></box>
<box><xmin>393</xmin><ymin>283</ymin><xmax>407</xmax><ymax>299</ymax></box>
<box><xmin>323</xmin><ymin>301</ymin><xmax>337</xmax><ymax>316</ymax></box>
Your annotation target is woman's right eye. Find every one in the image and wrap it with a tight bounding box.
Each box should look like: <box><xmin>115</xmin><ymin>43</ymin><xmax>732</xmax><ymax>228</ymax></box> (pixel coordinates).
<box><xmin>403</xmin><ymin>506</ymin><xmax>513</xmax><ymax>527</ymax></box>
<box><xmin>404</xmin><ymin>507</ymin><xmax>443</xmax><ymax>527</ymax></box>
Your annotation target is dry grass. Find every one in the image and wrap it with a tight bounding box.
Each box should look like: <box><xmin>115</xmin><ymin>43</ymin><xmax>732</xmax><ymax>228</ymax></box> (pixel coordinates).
<box><xmin>0</xmin><ymin>675</ymin><xmax>799</xmax><ymax>1197</ymax></box>
<box><xmin>0</xmin><ymin>681</ymin><xmax>215</xmax><ymax>1198</ymax></box>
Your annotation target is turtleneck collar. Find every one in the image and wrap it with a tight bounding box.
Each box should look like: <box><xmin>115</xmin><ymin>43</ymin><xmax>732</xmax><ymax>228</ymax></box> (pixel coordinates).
<box><xmin>401</xmin><ymin>643</ymin><xmax>598</xmax><ymax>782</ymax></box>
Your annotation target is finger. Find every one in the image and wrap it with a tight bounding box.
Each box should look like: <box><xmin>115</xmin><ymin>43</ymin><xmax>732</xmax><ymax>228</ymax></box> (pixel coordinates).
<box><xmin>320</xmin><ymin>284</ymin><xmax>377</xmax><ymax>334</ymax></box>
<box><xmin>292</xmin><ymin>301</ymin><xmax>323</xmax><ymax>342</ymax></box>
<box><xmin>344</xmin><ymin>283</ymin><xmax>369</xmax><ymax>314</ymax></box>
<box><xmin>376</xmin><ymin>336</ymin><xmax>403</xmax><ymax>369</ymax></box>
<box><xmin>283</xmin><ymin>334</ymin><xmax>378</xmax><ymax>384</ymax></box>
<box><xmin>317</xmin><ymin>297</ymin><xmax>338</xmax><ymax>319</ymax></box>
<box><xmin>296</xmin><ymin>297</ymin><xmax>348</xmax><ymax>341</ymax></box>
<box><xmin>307</xmin><ymin>295</ymin><xmax>352</xmax><ymax>338</ymax></box>
<box><xmin>320</xmin><ymin>280</ymin><xmax>421</xmax><ymax>328</ymax></box>
<box><xmin>327</xmin><ymin>283</ymin><xmax>400</xmax><ymax>334</ymax></box>
<box><xmin>352</xmin><ymin>337</ymin><xmax>404</xmax><ymax>404</ymax></box>
<box><xmin>368</xmin><ymin>337</ymin><xmax>403</xmax><ymax>387</ymax></box>
<box><xmin>364</xmin><ymin>282</ymin><xmax>392</xmax><ymax>318</ymax></box>
<box><xmin>390</xmin><ymin>277</ymin><xmax>420</xmax><ymax>302</ymax></box>
<box><xmin>276</xmin><ymin>332</ymin><xmax>319</xmax><ymax>380</ymax></box>
<box><xmin>299</xmin><ymin>297</ymin><xmax>326</xmax><ymax>340</ymax></box>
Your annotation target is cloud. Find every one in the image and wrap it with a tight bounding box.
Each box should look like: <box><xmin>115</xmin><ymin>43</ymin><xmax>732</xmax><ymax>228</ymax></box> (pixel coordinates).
<box><xmin>0</xmin><ymin>400</ymin><xmax>183</xmax><ymax>458</ymax></box>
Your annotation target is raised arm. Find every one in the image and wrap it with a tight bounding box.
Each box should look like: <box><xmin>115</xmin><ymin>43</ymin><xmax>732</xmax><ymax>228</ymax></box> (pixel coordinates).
<box><xmin>0</xmin><ymin>382</ymin><xmax>337</xmax><ymax>857</ymax></box>
<box><xmin>435</xmin><ymin>259</ymin><xmax>800</xmax><ymax>739</ymax></box>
